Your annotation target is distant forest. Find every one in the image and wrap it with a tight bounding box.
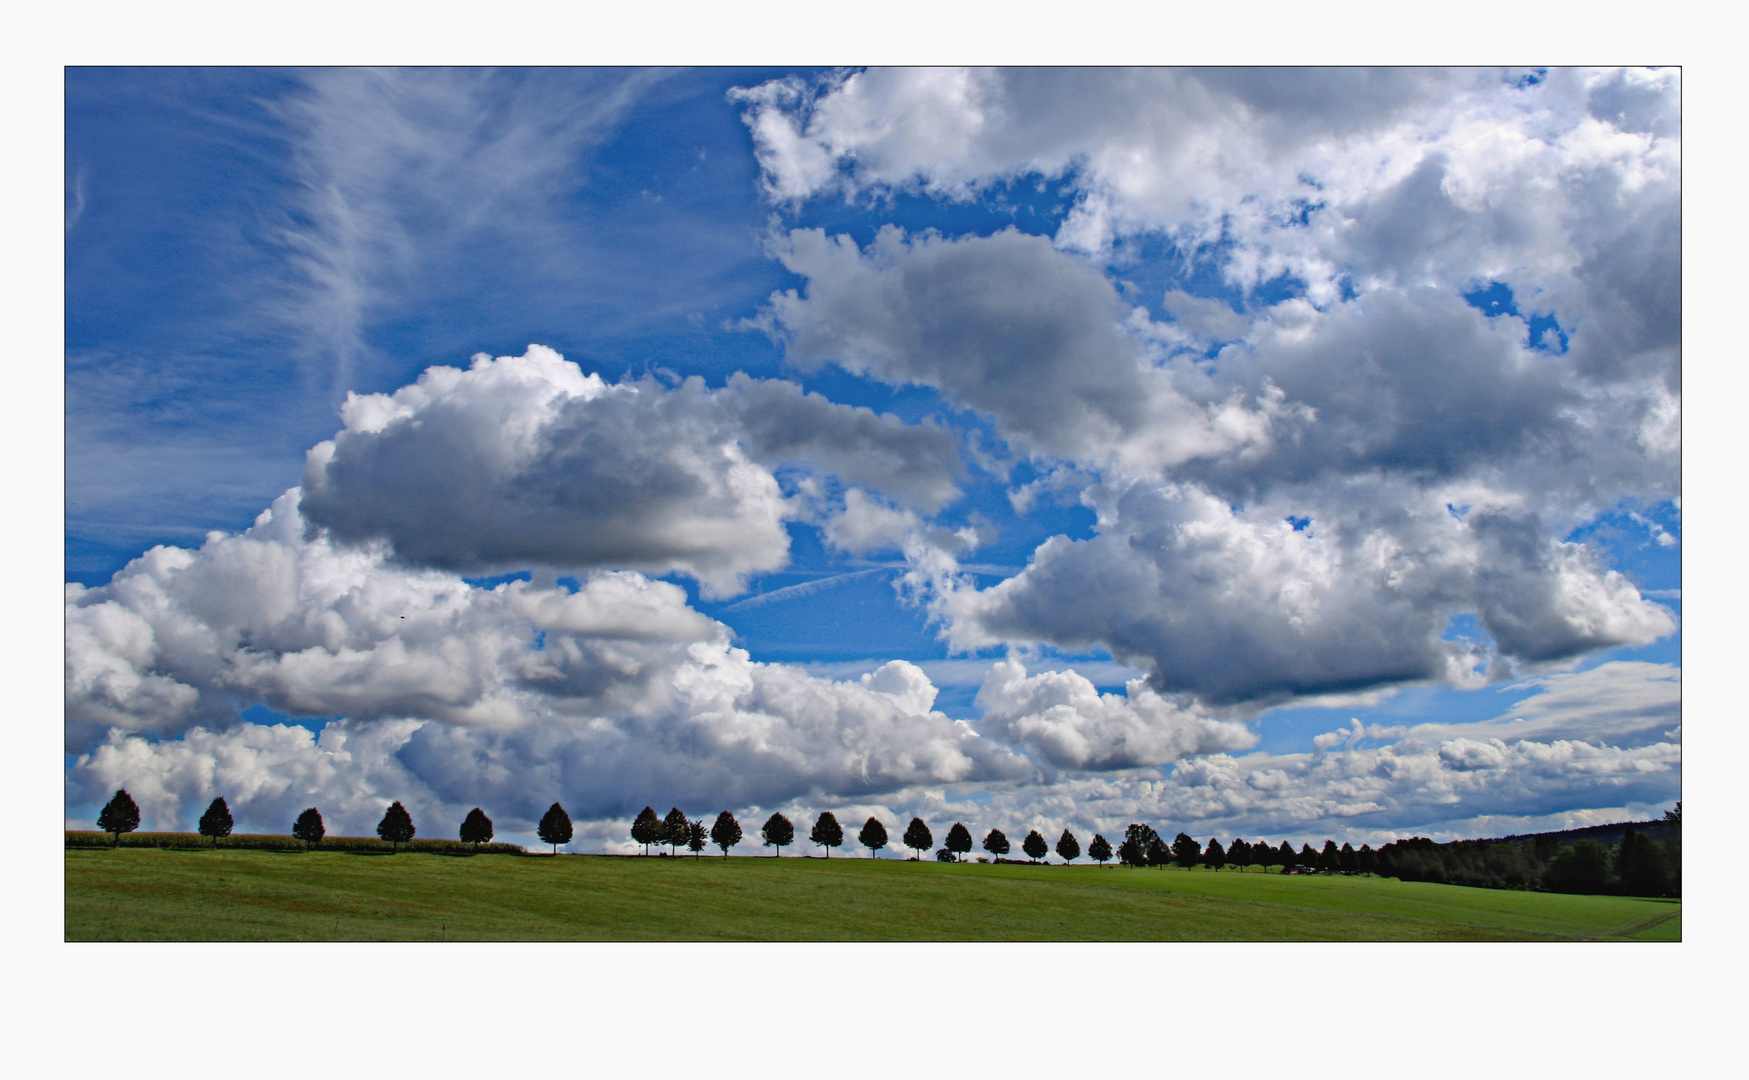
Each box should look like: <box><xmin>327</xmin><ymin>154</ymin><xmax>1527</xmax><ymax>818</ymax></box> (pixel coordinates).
<box><xmin>1374</xmin><ymin>806</ymin><xmax>1680</xmax><ymax>897</ymax></box>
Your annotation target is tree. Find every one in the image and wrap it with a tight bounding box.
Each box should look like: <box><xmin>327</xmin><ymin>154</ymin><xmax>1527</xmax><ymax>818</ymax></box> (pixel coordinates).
<box><xmin>538</xmin><ymin>802</ymin><xmax>573</xmax><ymax>854</ymax></box>
<box><xmin>1203</xmin><ymin>838</ymin><xmax>1226</xmax><ymax>870</ymax></box>
<box><xmin>1250</xmin><ymin>841</ymin><xmax>1273</xmax><ymax>872</ymax></box>
<box><xmin>1229</xmin><ymin>838</ymin><xmax>1251</xmax><ymax>872</ymax></box>
<box><xmin>761</xmin><ymin>812</ymin><xmax>794</xmax><ymax>856</ymax></box>
<box><xmin>1663</xmin><ymin>801</ymin><xmax>1681</xmax><ymax>830</ymax></box>
<box><xmin>460</xmin><ymin>807</ymin><xmax>493</xmax><ymax>850</ymax></box>
<box><xmin>1357</xmin><ymin>844</ymin><xmax>1377</xmax><ymax>875</ymax></box>
<box><xmin>902</xmin><ymin>818</ymin><xmax>933</xmax><ymax>860</ymax></box>
<box><xmin>810</xmin><ymin>811</ymin><xmax>845</xmax><ymax>857</ymax></box>
<box><xmin>1319</xmin><ymin>840</ymin><xmax>1341</xmax><ymax>873</ymax></box>
<box><xmin>1532</xmin><ymin>834</ymin><xmax>1560</xmax><ymax>865</ymax></box>
<box><xmin>631</xmin><ymin>806</ymin><xmax>662</xmax><ymax>856</ymax></box>
<box><xmin>1299</xmin><ymin>843</ymin><xmax>1318</xmax><ymax>869</ymax></box>
<box><xmin>687</xmin><ymin>819</ymin><xmax>709</xmax><ymax>857</ymax></box>
<box><xmin>1146</xmin><ymin>837</ymin><xmax>1172</xmax><ymax>867</ymax></box>
<box><xmin>1278</xmin><ymin>840</ymin><xmax>1297</xmax><ymax>868</ymax></box>
<box><xmin>292</xmin><ymin>807</ymin><xmax>325</xmax><ymax>848</ymax></box>
<box><xmin>1088</xmin><ymin>833</ymin><xmax>1113</xmax><ymax>867</ymax></box>
<box><xmin>1543</xmin><ymin>839</ymin><xmax>1612</xmax><ymax>894</ymax></box>
<box><xmin>1119</xmin><ymin>823</ymin><xmax>1158</xmax><ymax>868</ymax></box>
<box><xmin>983</xmin><ymin>828</ymin><xmax>1010</xmax><ymax>861</ymax></box>
<box><xmin>1022</xmin><ymin>829</ymin><xmax>1049</xmax><ymax>862</ymax></box>
<box><xmin>97</xmin><ymin>789</ymin><xmax>140</xmax><ymax>846</ymax></box>
<box><xmin>710</xmin><ymin>811</ymin><xmax>743</xmax><ymax>857</ymax></box>
<box><xmin>198</xmin><ymin>797</ymin><xmax>233</xmax><ymax>846</ymax></box>
<box><xmin>859</xmin><ymin>817</ymin><xmax>888</xmax><ymax>858</ymax></box>
<box><xmin>1172</xmin><ymin>832</ymin><xmax>1201</xmax><ymax>869</ymax></box>
<box><xmin>1339</xmin><ymin>842</ymin><xmax>1358</xmax><ymax>874</ymax></box>
<box><xmin>663</xmin><ymin>807</ymin><xmax>689</xmax><ymax>856</ymax></box>
<box><xmin>1616</xmin><ymin>826</ymin><xmax>1671</xmax><ymax>897</ymax></box>
<box><xmin>377</xmin><ymin>801</ymin><xmax>415</xmax><ymax>851</ymax></box>
<box><xmin>944</xmin><ymin>822</ymin><xmax>973</xmax><ymax>862</ymax></box>
<box><xmin>1056</xmin><ymin>829</ymin><xmax>1081</xmax><ymax>864</ymax></box>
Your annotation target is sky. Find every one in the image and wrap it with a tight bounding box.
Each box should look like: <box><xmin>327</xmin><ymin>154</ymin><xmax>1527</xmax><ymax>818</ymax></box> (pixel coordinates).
<box><xmin>64</xmin><ymin>66</ymin><xmax>1683</xmax><ymax>854</ymax></box>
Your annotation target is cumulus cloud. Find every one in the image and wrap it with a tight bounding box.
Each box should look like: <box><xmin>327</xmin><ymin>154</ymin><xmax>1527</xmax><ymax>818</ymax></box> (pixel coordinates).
<box><xmin>900</xmin><ymin>662</ymin><xmax>1681</xmax><ymax>848</ymax></box>
<box><xmin>731</xmin><ymin>68</ymin><xmax>1475</xmax><ymax>233</ymax></box>
<box><xmin>300</xmin><ymin>345</ymin><xmax>962</xmax><ymax>596</ymax></box>
<box><xmin>756</xmin><ymin>226</ymin><xmax>1287</xmax><ymax>472</ymax></box>
<box><xmin>940</xmin><ymin>481</ymin><xmax>1673</xmax><ymax>705</ymax></box>
<box><xmin>975</xmin><ymin>659</ymin><xmax>1254</xmax><ymax>770</ymax></box>
<box><xmin>734</xmin><ymin>69</ymin><xmax>1677</xmax><ymax>322</ymax></box>
<box><xmin>741</xmin><ymin>72</ymin><xmax>1679</xmax><ymax>713</ymax></box>
<box><xmin>65</xmin><ymin>485</ymin><xmax>1033</xmax><ymax>833</ymax></box>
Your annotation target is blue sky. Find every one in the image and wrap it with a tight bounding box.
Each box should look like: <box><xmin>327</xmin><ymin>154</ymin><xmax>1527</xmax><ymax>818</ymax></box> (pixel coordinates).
<box><xmin>65</xmin><ymin>67</ymin><xmax>1681</xmax><ymax>852</ymax></box>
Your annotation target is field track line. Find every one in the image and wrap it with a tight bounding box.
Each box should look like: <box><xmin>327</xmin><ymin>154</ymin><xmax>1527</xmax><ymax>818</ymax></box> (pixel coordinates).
<box><xmin>1595</xmin><ymin>907</ymin><xmax>1680</xmax><ymax>940</ymax></box>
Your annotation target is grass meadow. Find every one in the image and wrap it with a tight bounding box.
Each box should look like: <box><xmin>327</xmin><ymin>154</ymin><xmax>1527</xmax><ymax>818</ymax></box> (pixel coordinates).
<box><xmin>65</xmin><ymin>844</ymin><xmax>1679</xmax><ymax>942</ymax></box>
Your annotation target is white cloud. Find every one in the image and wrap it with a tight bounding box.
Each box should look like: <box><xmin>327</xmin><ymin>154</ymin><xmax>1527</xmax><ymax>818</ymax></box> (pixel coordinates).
<box><xmin>301</xmin><ymin>345</ymin><xmax>962</xmax><ymax>597</ymax></box>
<box><xmin>937</xmin><ymin>480</ymin><xmax>1672</xmax><ymax>706</ymax></box>
<box><xmin>65</xmin><ymin>483</ymin><xmax>1033</xmax><ymax>833</ymax></box>
<box><xmin>742</xmin><ymin>72</ymin><xmax>1679</xmax><ymax>714</ymax></box>
<box><xmin>975</xmin><ymin>659</ymin><xmax>1255</xmax><ymax>770</ymax></box>
<box><xmin>756</xmin><ymin>226</ymin><xmax>1286</xmax><ymax>473</ymax></box>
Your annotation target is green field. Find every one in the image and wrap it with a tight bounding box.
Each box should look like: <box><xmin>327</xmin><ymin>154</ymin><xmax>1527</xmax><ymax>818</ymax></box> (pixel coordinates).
<box><xmin>65</xmin><ymin>846</ymin><xmax>1679</xmax><ymax>941</ymax></box>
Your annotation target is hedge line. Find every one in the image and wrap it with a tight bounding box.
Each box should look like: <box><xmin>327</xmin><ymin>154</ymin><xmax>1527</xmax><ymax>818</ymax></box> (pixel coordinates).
<box><xmin>65</xmin><ymin>831</ymin><xmax>526</xmax><ymax>856</ymax></box>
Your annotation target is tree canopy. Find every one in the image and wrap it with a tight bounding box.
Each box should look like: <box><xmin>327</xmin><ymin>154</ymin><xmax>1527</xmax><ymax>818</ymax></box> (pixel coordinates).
<box><xmin>377</xmin><ymin>801</ymin><xmax>415</xmax><ymax>851</ymax></box>
<box><xmin>1146</xmin><ymin>837</ymin><xmax>1172</xmax><ymax>867</ymax></box>
<box><xmin>663</xmin><ymin>807</ymin><xmax>689</xmax><ymax>856</ymax></box>
<box><xmin>810</xmin><ymin>811</ymin><xmax>845</xmax><ymax>856</ymax></box>
<box><xmin>1088</xmin><ymin>833</ymin><xmax>1113</xmax><ymax>866</ymax></box>
<box><xmin>710</xmin><ymin>810</ymin><xmax>743</xmax><ymax>857</ymax></box>
<box><xmin>944</xmin><ymin>822</ymin><xmax>973</xmax><ymax>862</ymax></box>
<box><xmin>292</xmin><ymin>807</ymin><xmax>325</xmax><ymax>847</ymax></box>
<box><xmin>1172</xmin><ymin>832</ymin><xmax>1201</xmax><ymax>868</ymax></box>
<box><xmin>902</xmin><ymin>818</ymin><xmax>933</xmax><ymax>860</ymax></box>
<box><xmin>761</xmin><ymin>812</ymin><xmax>794</xmax><ymax>855</ymax></box>
<box><xmin>686</xmin><ymin>819</ymin><xmax>709</xmax><ymax>857</ymax></box>
<box><xmin>1022</xmin><ymin>829</ymin><xmax>1049</xmax><ymax>862</ymax></box>
<box><xmin>198</xmin><ymin>797</ymin><xmax>233</xmax><ymax>845</ymax></box>
<box><xmin>1203</xmin><ymin>837</ymin><xmax>1226</xmax><ymax>870</ymax></box>
<box><xmin>460</xmin><ymin>807</ymin><xmax>494</xmax><ymax>849</ymax></box>
<box><xmin>538</xmin><ymin>802</ymin><xmax>573</xmax><ymax>854</ymax></box>
<box><xmin>982</xmin><ymin>828</ymin><xmax>1010</xmax><ymax>860</ymax></box>
<box><xmin>1544</xmin><ymin>839</ymin><xmax>1612</xmax><ymax>894</ymax></box>
<box><xmin>1046</xmin><ymin>829</ymin><xmax>1077</xmax><ymax>864</ymax></box>
<box><xmin>1228</xmin><ymin>838</ymin><xmax>1251</xmax><ymax>871</ymax></box>
<box><xmin>631</xmin><ymin>806</ymin><xmax>663</xmax><ymax>855</ymax></box>
<box><xmin>859</xmin><ymin>817</ymin><xmax>888</xmax><ymax>857</ymax></box>
<box><xmin>1118</xmin><ymin>823</ymin><xmax>1158</xmax><ymax>868</ymax></box>
<box><xmin>1319</xmin><ymin>840</ymin><xmax>1341</xmax><ymax>873</ymax></box>
<box><xmin>1339</xmin><ymin>842</ymin><xmax>1358</xmax><ymax>874</ymax></box>
<box><xmin>1617</xmin><ymin>827</ymin><xmax>1672</xmax><ymax>896</ymax></box>
<box><xmin>97</xmin><ymin>789</ymin><xmax>140</xmax><ymax>845</ymax></box>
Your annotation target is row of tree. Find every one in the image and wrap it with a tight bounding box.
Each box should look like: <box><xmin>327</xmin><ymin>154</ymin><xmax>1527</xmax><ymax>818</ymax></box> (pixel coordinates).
<box><xmin>92</xmin><ymin>790</ymin><xmax>579</xmax><ymax>854</ymax></box>
<box><xmin>93</xmin><ymin>789</ymin><xmax>1678</xmax><ymax>896</ymax></box>
<box><xmin>621</xmin><ymin>806</ymin><xmax>1378</xmax><ymax>873</ymax></box>
<box><xmin>1110</xmin><ymin>824</ymin><xmax>1380</xmax><ymax>873</ymax></box>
